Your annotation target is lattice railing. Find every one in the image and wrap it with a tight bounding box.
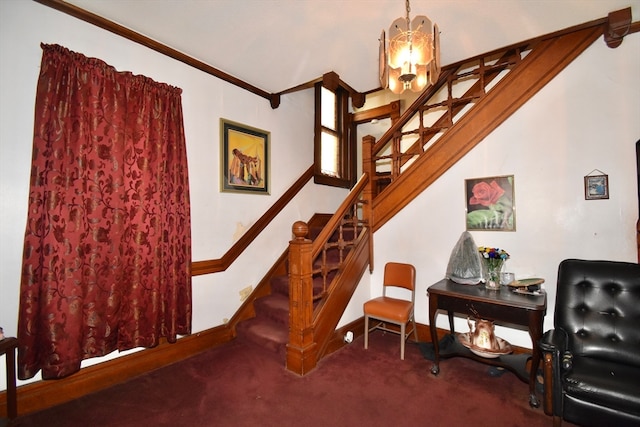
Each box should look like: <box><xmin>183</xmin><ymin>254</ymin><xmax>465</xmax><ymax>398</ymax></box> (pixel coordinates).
<box><xmin>370</xmin><ymin>44</ymin><xmax>534</xmax><ymax>193</ymax></box>
<box><xmin>312</xmin><ymin>213</ymin><xmax>366</xmax><ymax>299</ymax></box>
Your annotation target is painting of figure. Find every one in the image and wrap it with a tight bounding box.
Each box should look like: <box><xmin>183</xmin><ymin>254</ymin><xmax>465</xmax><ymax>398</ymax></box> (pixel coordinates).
<box><xmin>221</xmin><ymin>119</ymin><xmax>270</xmax><ymax>194</ymax></box>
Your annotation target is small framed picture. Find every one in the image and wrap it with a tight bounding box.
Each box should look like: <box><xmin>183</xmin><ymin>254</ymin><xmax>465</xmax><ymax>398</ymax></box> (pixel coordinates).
<box><xmin>220</xmin><ymin>118</ymin><xmax>270</xmax><ymax>194</ymax></box>
<box><xmin>584</xmin><ymin>175</ymin><xmax>609</xmax><ymax>200</ymax></box>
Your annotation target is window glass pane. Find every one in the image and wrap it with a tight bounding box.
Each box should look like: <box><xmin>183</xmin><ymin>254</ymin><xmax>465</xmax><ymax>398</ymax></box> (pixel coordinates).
<box><xmin>320</xmin><ymin>131</ymin><xmax>339</xmax><ymax>177</ymax></box>
<box><xmin>321</xmin><ymin>87</ymin><xmax>336</xmax><ymax>130</ymax></box>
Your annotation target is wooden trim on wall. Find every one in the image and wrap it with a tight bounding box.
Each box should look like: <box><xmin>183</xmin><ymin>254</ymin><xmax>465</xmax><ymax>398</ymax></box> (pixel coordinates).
<box><xmin>0</xmin><ymin>326</ymin><xmax>233</xmax><ymax>418</ymax></box>
<box><xmin>191</xmin><ymin>166</ymin><xmax>314</xmax><ymax>276</ymax></box>
<box><xmin>32</xmin><ymin>0</ymin><xmax>281</xmax><ymax>108</ymax></box>
<box><xmin>352</xmin><ymin>100</ymin><xmax>401</xmax><ymax>125</ymax></box>
<box><xmin>0</xmin><ymin>320</ymin><xmax>538</xmax><ymax>417</ymax></box>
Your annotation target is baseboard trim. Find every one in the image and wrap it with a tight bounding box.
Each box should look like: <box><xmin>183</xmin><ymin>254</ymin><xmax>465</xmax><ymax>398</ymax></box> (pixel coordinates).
<box><xmin>0</xmin><ymin>325</ymin><xmax>233</xmax><ymax>417</ymax></box>
<box><xmin>2</xmin><ymin>320</ymin><xmax>531</xmax><ymax>418</ymax></box>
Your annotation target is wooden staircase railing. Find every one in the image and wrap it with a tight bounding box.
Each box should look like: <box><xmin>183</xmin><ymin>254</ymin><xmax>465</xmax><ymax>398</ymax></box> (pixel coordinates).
<box><xmin>283</xmin><ymin>10</ymin><xmax>638</xmax><ymax>375</ymax></box>
<box><xmin>191</xmin><ymin>166</ymin><xmax>314</xmax><ymax>276</ymax></box>
<box><xmin>369</xmin><ymin>23</ymin><xmax>606</xmax><ymax>231</ymax></box>
<box><xmin>286</xmin><ymin>173</ymin><xmax>371</xmax><ymax>375</ymax></box>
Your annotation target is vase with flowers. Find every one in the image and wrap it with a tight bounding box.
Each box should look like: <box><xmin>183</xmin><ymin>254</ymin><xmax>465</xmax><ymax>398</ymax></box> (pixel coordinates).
<box><xmin>478</xmin><ymin>246</ymin><xmax>510</xmax><ymax>290</ymax></box>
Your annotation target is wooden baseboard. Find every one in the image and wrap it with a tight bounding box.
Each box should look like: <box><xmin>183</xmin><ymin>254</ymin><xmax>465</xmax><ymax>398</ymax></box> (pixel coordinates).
<box><xmin>1</xmin><ymin>320</ymin><xmax>532</xmax><ymax>418</ymax></box>
<box><xmin>0</xmin><ymin>325</ymin><xmax>233</xmax><ymax>418</ymax></box>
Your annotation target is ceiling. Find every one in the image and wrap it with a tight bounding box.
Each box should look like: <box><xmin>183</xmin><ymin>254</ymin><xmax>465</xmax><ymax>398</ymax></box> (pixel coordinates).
<box><xmin>64</xmin><ymin>0</ymin><xmax>638</xmax><ymax>94</ymax></box>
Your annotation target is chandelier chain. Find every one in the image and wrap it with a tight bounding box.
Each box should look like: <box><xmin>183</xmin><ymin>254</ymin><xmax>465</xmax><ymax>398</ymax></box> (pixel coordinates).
<box><xmin>405</xmin><ymin>0</ymin><xmax>411</xmax><ymax>27</ymax></box>
<box><xmin>405</xmin><ymin>0</ymin><xmax>412</xmax><ymax>45</ymax></box>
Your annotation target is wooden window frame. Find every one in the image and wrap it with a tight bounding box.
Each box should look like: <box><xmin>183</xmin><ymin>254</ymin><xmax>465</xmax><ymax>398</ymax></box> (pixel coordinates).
<box><xmin>313</xmin><ymin>82</ymin><xmax>356</xmax><ymax>188</ymax></box>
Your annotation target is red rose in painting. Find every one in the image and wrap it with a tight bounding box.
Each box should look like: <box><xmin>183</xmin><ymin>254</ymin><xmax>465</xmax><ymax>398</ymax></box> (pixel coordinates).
<box><xmin>469</xmin><ymin>180</ymin><xmax>505</xmax><ymax>206</ymax></box>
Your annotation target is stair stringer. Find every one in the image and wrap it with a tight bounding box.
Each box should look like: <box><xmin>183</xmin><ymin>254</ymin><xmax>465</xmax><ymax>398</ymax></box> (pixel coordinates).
<box><xmin>310</xmin><ymin>229</ymin><xmax>371</xmax><ymax>362</ymax></box>
<box><xmin>372</xmin><ymin>25</ymin><xmax>603</xmax><ymax>232</ymax></box>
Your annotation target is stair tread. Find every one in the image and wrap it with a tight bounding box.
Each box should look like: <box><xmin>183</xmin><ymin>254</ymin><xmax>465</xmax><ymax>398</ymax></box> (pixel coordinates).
<box><xmin>236</xmin><ymin>317</ymin><xmax>288</xmax><ymax>356</ymax></box>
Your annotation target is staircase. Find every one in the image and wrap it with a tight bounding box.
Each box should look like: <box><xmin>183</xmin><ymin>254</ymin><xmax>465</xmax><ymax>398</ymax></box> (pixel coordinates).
<box><xmin>236</xmin><ymin>19</ymin><xmax>614</xmax><ymax>374</ymax></box>
<box><xmin>235</xmin><ymin>215</ymin><xmax>355</xmax><ymax>359</ymax></box>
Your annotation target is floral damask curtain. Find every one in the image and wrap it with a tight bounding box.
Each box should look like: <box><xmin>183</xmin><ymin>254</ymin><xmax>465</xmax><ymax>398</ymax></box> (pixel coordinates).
<box><xmin>18</xmin><ymin>44</ymin><xmax>192</xmax><ymax>380</ymax></box>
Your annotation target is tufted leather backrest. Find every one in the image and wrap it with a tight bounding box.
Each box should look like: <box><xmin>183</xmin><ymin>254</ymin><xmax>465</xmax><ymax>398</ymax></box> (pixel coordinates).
<box><xmin>554</xmin><ymin>259</ymin><xmax>640</xmax><ymax>366</ymax></box>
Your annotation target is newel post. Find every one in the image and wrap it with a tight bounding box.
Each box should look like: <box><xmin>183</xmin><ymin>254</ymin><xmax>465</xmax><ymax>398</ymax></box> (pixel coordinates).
<box><xmin>286</xmin><ymin>221</ymin><xmax>317</xmax><ymax>375</ymax></box>
<box><xmin>362</xmin><ymin>135</ymin><xmax>375</xmax><ymax>272</ymax></box>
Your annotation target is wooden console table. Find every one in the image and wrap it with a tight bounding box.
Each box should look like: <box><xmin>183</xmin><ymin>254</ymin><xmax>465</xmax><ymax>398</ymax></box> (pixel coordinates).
<box><xmin>427</xmin><ymin>279</ymin><xmax>547</xmax><ymax>408</ymax></box>
<box><xmin>1</xmin><ymin>337</ymin><xmax>18</xmax><ymax>424</ymax></box>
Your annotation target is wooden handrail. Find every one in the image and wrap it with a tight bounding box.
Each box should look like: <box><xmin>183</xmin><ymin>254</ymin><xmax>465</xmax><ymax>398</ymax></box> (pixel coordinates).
<box><xmin>310</xmin><ymin>173</ymin><xmax>369</xmax><ymax>260</ymax></box>
<box><xmin>191</xmin><ymin>166</ymin><xmax>314</xmax><ymax>275</ymax></box>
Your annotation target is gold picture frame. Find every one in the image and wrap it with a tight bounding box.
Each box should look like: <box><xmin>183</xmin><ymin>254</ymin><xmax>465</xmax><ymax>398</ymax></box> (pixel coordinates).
<box><xmin>220</xmin><ymin>118</ymin><xmax>270</xmax><ymax>194</ymax></box>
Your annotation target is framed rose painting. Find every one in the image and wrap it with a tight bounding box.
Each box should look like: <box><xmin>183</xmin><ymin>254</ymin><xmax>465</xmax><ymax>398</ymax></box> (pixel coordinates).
<box><xmin>465</xmin><ymin>175</ymin><xmax>515</xmax><ymax>231</ymax></box>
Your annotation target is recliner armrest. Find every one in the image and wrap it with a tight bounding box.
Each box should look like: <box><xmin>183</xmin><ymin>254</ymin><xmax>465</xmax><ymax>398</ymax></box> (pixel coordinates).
<box><xmin>540</xmin><ymin>328</ymin><xmax>567</xmax><ymax>354</ymax></box>
<box><xmin>540</xmin><ymin>328</ymin><xmax>569</xmax><ymax>416</ymax></box>
<box><xmin>542</xmin><ymin>329</ymin><xmax>573</xmax><ymax>371</ymax></box>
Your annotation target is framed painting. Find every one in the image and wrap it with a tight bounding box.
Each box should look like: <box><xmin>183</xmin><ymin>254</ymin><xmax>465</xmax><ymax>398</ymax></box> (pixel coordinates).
<box><xmin>465</xmin><ymin>175</ymin><xmax>515</xmax><ymax>231</ymax></box>
<box><xmin>584</xmin><ymin>174</ymin><xmax>609</xmax><ymax>200</ymax></box>
<box><xmin>220</xmin><ymin>118</ymin><xmax>270</xmax><ymax>194</ymax></box>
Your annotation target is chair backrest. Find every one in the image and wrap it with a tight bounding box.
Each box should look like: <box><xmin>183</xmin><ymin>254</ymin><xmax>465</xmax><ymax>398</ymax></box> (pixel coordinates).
<box><xmin>382</xmin><ymin>262</ymin><xmax>416</xmax><ymax>297</ymax></box>
<box><xmin>554</xmin><ymin>259</ymin><xmax>640</xmax><ymax>366</ymax></box>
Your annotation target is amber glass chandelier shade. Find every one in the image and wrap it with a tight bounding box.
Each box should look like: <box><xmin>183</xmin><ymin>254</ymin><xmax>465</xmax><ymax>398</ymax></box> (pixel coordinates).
<box><xmin>388</xmin><ymin>16</ymin><xmax>434</xmax><ymax>68</ymax></box>
<box><xmin>383</xmin><ymin>9</ymin><xmax>440</xmax><ymax>94</ymax></box>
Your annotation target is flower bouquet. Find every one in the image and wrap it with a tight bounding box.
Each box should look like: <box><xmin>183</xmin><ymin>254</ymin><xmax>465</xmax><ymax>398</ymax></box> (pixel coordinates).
<box><xmin>478</xmin><ymin>246</ymin><xmax>509</xmax><ymax>289</ymax></box>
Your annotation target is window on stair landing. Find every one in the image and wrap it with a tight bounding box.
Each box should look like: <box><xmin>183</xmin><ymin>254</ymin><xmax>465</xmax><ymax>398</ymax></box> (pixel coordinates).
<box><xmin>314</xmin><ymin>83</ymin><xmax>356</xmax><ymax>188</ymax></box>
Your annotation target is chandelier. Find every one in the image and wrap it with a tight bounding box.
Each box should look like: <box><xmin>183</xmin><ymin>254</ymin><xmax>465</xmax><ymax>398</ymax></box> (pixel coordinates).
<box><xmin>379</xmin><ymin>0</ymin><xmax>440</xmax><ymax>94</ymax></box>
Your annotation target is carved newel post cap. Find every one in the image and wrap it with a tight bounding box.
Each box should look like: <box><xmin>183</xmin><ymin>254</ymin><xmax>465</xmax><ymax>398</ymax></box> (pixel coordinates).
<box><xmin>292</xmin><ymin>221</ymin><xmax>309</xmax><ymax>240</ymax></box>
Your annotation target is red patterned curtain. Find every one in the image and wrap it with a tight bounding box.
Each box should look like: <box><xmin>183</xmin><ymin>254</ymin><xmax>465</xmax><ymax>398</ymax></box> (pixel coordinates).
<box><xmin>18</xmin><ymin>44</ymin><xmax>192</xmax><ymax>380</ymax></box>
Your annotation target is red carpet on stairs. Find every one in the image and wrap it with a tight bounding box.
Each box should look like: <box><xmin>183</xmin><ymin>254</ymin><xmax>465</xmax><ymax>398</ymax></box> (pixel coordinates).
<box><xmin>12</xmin><ymin>331</ymin><xmax>572</xmax><ymax>427</ymax></box>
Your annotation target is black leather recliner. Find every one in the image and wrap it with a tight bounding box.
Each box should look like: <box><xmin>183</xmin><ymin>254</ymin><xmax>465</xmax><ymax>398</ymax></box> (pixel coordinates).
<box><xmin>540</xmin><ymin>259</ymin><xmax>640</xmax><ymax>427</ymax></box>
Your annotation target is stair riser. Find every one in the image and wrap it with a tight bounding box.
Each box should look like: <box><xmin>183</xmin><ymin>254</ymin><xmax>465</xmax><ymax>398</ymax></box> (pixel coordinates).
<box><xmin>236</xmin><ymin>319</ymin><xmax>287</xmax><ymax>357</ymax></box>
<box><xmin>254</xmin><ymin>297</ymin><xmax>289</xmax><ymax>326</ymax></box>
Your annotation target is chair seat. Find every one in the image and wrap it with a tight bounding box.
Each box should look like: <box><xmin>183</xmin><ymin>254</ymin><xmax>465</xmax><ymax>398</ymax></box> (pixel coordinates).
<box><xmin>564</xmin><ymin>357</ymin><xmax>640</xmax><ymax>416</ymax></box>
<box><xmin>363</xmin><ymin>262</ymin><xmax>417</xmax><ymax>360</ymax></box>
<box><xmin>364</xmin><ymin>296</ymin><xmax>412</xmax><ymax>323</ymax></box>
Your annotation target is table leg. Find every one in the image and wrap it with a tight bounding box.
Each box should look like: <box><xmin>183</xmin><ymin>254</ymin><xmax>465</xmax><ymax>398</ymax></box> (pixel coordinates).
<box><xmin>528</xmin><ymin>312</ymin><xmax>543</xmax><ymax>408</ymax></box>
<box><xmin>428</xmin><ymin>294</ymin><xmax>440</xmax><ymax>375</ymax></box>
<box><xmin>1</xmin><ymin>337</ymin><xmax>18</xmax><ymax>421</ymax></box>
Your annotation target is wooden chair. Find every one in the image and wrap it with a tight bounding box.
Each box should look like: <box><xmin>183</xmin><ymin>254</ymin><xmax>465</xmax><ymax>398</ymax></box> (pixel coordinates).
<box><xmin>364</xmin><ymin>262</ymin><xmax>417</xmax><ymax>360</ymax></box>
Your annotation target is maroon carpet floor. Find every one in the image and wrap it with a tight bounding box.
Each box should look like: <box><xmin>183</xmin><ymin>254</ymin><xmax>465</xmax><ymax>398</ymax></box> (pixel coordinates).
<box><xmin>11</xmin><ymin>331</ymin><xmax>568</xmax><ymax>427</ymax></box>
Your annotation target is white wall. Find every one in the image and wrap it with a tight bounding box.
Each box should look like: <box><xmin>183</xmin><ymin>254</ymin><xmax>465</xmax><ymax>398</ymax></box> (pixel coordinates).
<box><xmin>0</xmin><ymin>1</ymin><xmax>347</xmax><ymax>389</ymax></box>
<box><xmin>366</xmin><ymin>33</ymin><xmax>640</xmax><ymax>348</ymax></box>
